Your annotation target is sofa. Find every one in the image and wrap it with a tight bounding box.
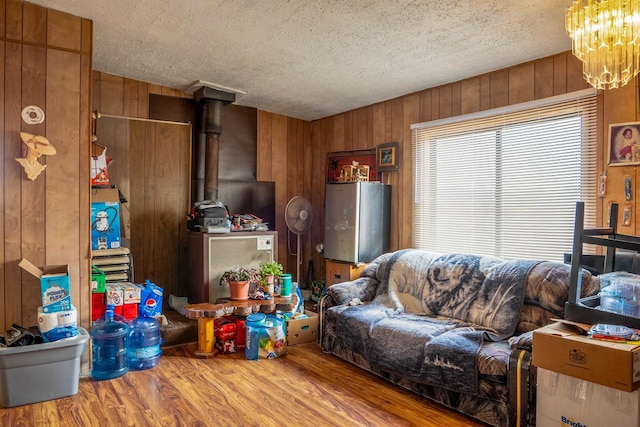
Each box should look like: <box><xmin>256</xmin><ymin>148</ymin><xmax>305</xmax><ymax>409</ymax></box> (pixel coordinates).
<box><xmin>320</xmin><ymin>249</ymin><xmax>600</xmax><ymax>427</ymax></box>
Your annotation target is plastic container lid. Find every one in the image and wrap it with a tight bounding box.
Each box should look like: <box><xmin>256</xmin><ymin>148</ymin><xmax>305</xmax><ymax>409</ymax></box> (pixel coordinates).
<box><xmin>246</xmin><ymin>313</ymin><xmax>266</xmax><ymax>326</ymax></box>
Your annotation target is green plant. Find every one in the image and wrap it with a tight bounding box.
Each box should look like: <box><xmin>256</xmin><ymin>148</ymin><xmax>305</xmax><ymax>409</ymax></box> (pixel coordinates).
<box><xmin>258</xmin><ymin>261</ymin><xmax>283</xmax><ymax>278</ymax></box>
<box><xmin>258</xmin><ymin>261</ymin><xmax>284</xmax><ymax>291</ymax></box>
<box><xmin>219</xmin><ymin>266</ymin><xmax>259</xmax><ymax>286</ymax></box>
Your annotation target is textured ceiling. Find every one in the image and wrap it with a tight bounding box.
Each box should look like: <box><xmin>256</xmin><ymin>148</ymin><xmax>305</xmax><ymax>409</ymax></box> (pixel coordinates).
<box><xmin>31</xmin><ymin>0</ymin><xmax>574</xmax><ymax>121</ymax></box>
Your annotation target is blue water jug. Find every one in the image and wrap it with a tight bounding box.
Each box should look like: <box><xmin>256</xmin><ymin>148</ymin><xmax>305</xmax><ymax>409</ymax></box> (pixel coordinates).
<box><xmin>91</xmin><ymin>308</ymin><xmax>129</xmax><ymax>380</ymax></box>
<box><xmin>245</xmin><ymin>313</ymin><xmax>266</xmax><ymax>360</ymax></box>
<box><xmin>127</xmin><ymin>315</ymin><xmax>163</xmax><ymax>370</ymax></box>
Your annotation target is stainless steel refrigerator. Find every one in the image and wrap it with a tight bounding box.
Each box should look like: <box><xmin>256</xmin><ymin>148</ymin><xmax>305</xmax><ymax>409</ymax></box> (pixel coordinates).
<box><xmin>324</xmin><ymin>182</ymin><xmax>391</xmax><ymax>263</ymax></box>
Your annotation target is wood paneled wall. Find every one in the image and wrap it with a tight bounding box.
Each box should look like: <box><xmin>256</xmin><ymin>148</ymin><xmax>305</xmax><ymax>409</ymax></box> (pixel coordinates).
<box><xmin>256</xmin><ymin>111</ymin><xmax>313</xmax><ymax>283</ymax></box>
<box><xmin>0</xmin><ymin>0</ymin><xmax>92</xmax><ymax>332</ymax></box>
<box><xmin>310</xmin><ymin>52</ymin><xmax>638</xmax><ymax>262</ymax></box>
<box><xmin>93</xmin><ymin>72</ymin><xmax>313</xmax><ymax>291</ymax></box>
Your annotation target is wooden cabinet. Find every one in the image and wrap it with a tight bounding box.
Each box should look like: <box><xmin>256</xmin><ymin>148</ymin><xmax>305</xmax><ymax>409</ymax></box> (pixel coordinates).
<box><xmin>325</xmin><ymin>260</ymin><xmax>366</xmax><ymax>287</ymax></box>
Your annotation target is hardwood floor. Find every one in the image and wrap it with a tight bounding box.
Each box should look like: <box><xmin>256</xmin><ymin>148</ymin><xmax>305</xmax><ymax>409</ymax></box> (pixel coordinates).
<box><xmin>0</xmin><ymin>342</ymin><xmax>487</xmax><ymax>426</ymax></box>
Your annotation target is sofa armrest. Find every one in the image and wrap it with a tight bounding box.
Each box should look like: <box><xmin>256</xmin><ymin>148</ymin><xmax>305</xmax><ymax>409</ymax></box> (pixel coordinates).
<box><xmin>325</xmin><ymin>277</ymin><xmax>379</xmax><ymax>306</ymax></box>
<box><xmin>508</xmin><ymin>331</ymin><xmax>534</xmax><ymax>351</ymax></box>
<box><xmin>508</xmin><ymin>346</ymin><xmax>535</xmax><ymax>427</ymax></box>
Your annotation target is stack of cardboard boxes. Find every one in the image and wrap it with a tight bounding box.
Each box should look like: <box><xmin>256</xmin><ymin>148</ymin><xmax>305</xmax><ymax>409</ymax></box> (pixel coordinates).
<box><xmin>533</xmin><ymin>322</ymin><xmax>640</xmax><ymax>426</ymax></box>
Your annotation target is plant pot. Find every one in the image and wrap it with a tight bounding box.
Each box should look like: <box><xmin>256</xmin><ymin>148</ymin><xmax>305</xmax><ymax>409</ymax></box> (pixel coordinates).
<box><xmin>228</xmin><ymin>280</ymin><xmax>250</xmax><ymax>301</ymax></box>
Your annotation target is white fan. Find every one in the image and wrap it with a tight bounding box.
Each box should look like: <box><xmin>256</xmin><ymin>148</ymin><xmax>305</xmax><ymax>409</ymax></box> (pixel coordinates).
<box><xmin>285</xmin><ymin>196</ymin><xmax>313</xmax><ymax>285</ymax></box>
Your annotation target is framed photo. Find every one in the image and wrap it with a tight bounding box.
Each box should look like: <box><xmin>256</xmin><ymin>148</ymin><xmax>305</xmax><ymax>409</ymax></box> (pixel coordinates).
<box><xmin>608</xmin><ymin>122</ymin><xmax>640</xmax><ymax>166</ymax></box>
<box><xmin>376</xmin><ymin>142</ymin><xmax>399</xmax><ymax>172</ymax></box>
<box><xmin>326</xmin><ymin>149</ymin><xmax>377</xmax><ymax>183</ymax></box>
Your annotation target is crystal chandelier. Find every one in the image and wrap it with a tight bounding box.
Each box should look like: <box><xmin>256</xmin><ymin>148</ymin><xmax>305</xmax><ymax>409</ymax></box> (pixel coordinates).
<box><xmin>566</xmin><ymin>0</ymin><xmax>640</xmax><ymax>90</ymax></box>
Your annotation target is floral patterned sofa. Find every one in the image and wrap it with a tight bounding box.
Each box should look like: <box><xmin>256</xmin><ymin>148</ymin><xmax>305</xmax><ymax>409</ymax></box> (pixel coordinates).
<box><xmin>320</xmin><ymin>249</ymin><xmax>599</xmax><ymax>427</ymax></box>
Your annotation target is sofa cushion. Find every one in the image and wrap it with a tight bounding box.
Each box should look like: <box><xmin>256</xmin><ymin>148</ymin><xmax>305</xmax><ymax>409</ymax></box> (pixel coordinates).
<box><xmin>377</xmin><ymin>251</ymin><xmax>539</xmax><ymax>340</ymax></box>
<box><xmin>522</xmin><ymin>261</ymin><xmax>599</xmax><ymax>317</ymax></box>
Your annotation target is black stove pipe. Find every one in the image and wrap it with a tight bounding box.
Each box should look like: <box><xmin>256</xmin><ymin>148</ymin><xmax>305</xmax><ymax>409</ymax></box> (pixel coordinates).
<box><xmin>193</xmin><ymin>87</ymin><xmax>235</xmax><ymax>202</ymax></box>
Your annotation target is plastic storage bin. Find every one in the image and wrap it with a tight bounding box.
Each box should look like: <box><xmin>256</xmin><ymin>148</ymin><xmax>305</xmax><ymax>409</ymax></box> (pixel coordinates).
<box><xmin>599</xmin><ymin>271</ymin><xmax>640</xmax><ymax>318</ymax></box>
<box><xmin>0</xmin><ymin>327</ymin><xmax>89</xmax><ymax>408</ymax></box>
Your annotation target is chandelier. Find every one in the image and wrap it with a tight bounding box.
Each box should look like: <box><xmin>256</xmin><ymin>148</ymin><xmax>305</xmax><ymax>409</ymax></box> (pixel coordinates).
<box><xmin>566</xmin><ymin>0</ymin><xmax>640</xmax><ymax>90</ymax></box>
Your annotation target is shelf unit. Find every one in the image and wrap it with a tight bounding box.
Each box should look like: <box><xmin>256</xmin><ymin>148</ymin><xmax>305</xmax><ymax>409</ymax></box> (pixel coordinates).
<box><xmin>91</xmin><ymin>247</ymin><xmax>133</xmax><ymax>284</ymax></box>
<box><xmin>566</xmin><ymin>202</ymin><xmax>640</xmax><ymax>329</ymax></box>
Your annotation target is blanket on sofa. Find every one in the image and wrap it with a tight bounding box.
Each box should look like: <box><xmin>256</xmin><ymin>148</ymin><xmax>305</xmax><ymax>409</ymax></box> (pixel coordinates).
<box><xmin>335</xmin><ymin>250</ymin><xmax>540</xmax><ymax>393</ymax></box>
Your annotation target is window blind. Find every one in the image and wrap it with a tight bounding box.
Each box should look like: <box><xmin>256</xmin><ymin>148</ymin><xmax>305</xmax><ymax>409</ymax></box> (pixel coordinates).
<box><xmin>411</xmin><ymin>89</ymin><xmax>598</xmax><ymax>262</ymax></box>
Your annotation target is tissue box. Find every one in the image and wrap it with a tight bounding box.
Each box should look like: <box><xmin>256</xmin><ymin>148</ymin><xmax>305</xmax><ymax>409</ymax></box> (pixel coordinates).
<box><xmin>0</xmin><ymin>328</ymin><xmax>89</xmax><ymax>407</ymax></box>
<box><xmin>19</xmin><ymin>258</ymin><xmax>71</xmax><ymax>314</ymax></box>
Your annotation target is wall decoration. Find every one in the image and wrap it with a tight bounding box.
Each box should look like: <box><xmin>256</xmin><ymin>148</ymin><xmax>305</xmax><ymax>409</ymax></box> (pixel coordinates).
<box><xmin>21</xmin><ymin>105</ymin><xmax>45</xmax><ymax>125</ymax></box>
<box><xmin>623</xmin><ymin>205</ymin><xmax>632</xmax><ymax>226</ymax></box>
<box><xmin>608</xmin><ymin>122</ymin><xmax>640</xmax><ymax>165</ymax></box>
<box><xmin>327</xmin><ymin>149</ymin><xmax>376</xmax><ymax>183</ymax></box>
<box><xmin>598</xmin><ymin>172</ymin><xmax>607</xmax><ymax>197</ymax></box>
<box><xmin>16</xmin><ymin>132</ymin><xmax>56</xmax><ymax>181</ymax></box>
<box><xmin>376</xmin><ymin>142</ymin><xmax>399</xmax><ymax>172</ymax></box>
<box><xmin>624</xmin><ymin>175</ymin><xmax>633</xmax><ymax>201</ymax></box>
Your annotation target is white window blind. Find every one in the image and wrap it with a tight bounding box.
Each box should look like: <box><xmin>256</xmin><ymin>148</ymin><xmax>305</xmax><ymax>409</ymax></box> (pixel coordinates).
<box><xmin>411</xmin><ymin>89</ymin><xmax>598</xmax><ymax>262</ymax></box>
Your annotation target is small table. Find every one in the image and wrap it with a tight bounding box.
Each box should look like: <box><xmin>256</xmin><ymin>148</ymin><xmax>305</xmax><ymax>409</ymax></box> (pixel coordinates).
<box><xmin>183</xmin><ymin>296</ymin><xmax>297</xmax><ymax>358</ymax></box>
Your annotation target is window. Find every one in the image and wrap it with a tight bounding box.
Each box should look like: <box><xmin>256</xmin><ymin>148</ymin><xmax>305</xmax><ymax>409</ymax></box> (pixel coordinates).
<box><xmin>411</xmin><ymin>89</ymin><xmax>598</xmax><ymax>261</ymax></box>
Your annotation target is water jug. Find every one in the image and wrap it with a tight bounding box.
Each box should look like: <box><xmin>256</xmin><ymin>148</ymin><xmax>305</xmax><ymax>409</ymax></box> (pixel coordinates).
<box><xmin>91</xmin><ymin>308</ymin><xmax>129</xmax><ymax>380</ymax></box>
<box><xmin>127</xmin><ymin>315</ymin><xmax>163</xmax><ymax>370</ymax></box>
<box><xmin>245</xmin><ymin>313</ymin><xmax>266</xmax><ymax>360</ymax></box>
<box><xmin>96</xmin><ymin>304</ymin><xmax>126</xmax><ymax>323</ymax></box>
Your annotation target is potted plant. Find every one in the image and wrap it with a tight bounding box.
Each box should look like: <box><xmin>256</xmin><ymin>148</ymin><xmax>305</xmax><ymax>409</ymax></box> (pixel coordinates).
<box><xmin>258</xmin><ymin>261</ymin><xmax>283</xmax><ymax>294</ymax></box>
<box><xmin>220</xmin><ymin>266</ymin><xmax>259</xmax><ymax>300</ymax></box>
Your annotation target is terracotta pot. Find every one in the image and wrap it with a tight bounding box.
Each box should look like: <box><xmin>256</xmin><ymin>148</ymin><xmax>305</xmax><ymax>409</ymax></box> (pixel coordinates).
<box><xmin>228</xmin><ymin>280</ymin><xmax>250</xmax><ymax>301</ymax></box>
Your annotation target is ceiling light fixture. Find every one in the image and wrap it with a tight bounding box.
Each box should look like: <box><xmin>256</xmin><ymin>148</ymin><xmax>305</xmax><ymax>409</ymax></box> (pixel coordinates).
<box><xmin>566</xmin><ymin>0</ymin><xmax>640</xmax><ymax>90</ymax></box>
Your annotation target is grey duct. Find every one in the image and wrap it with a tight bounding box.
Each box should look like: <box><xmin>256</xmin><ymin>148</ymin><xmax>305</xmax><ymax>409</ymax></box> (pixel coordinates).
<box><xmin>193</xmin><ymin>86</ymin><xmax>236</xmax><ymax>202</ymax></box>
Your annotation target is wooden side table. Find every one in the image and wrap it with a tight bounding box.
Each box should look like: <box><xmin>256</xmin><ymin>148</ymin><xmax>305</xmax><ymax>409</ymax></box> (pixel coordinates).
<box><xmin>183</xmin><ymin>296</ymin><xmax>296</xmax><ymax>358</ymax></box>
<box><xmin>325</xmin><ymin>260</ymin><xmax>366</xmax><ymax>287</ymax></box>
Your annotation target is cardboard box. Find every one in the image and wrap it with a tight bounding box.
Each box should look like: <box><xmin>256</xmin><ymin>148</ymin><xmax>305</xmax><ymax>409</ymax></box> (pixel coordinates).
<box><xmin>91</xmin><ymin>188</ymin><xmax>121</xmax><ymax>250</ymax></box>
<box><xmin>286</xmin><ymin>311</ymin><xmax>318</xmax><ymax>345</ymax></box>
<box><xmin>91</xmin><ymin>266</ymin><xmax>106</xmax><ymax>293</ymax></box>
<box><xmin>532</xmin><ymin>322</ymin><xmax>640</xmax><ymax>391</ymax></box>
<box><xmin>90</xmin><ymin>142</ymin><xmax>110</xmax><ymax>187</ymax></box>
<box><xmin>91</xmin><ymin>292</ymin><xmax>106</xmax><ymax>322</ymax></box>
<box><xmin>19</xmin><ymin>258</ymin><xmax>71</xmax><ymax>314</ymax></box>
<box><xmin>536</xmin><ymin>367</ymin><xmax>640</xmax><ymax>427</ymax></box>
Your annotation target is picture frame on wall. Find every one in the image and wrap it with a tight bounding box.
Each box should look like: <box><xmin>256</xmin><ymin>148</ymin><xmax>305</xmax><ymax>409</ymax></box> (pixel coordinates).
<box><xmin>608</xmin><ymin>121</ymin><xmax>640</xmax><ymax>166</ymax></box>
<box><xmin>376</xmin><ymin>142</ymin><xmax>399</xmax><ymax>172</ymax></box>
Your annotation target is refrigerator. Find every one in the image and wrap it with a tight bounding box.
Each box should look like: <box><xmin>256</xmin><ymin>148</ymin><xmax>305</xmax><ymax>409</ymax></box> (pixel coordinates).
<box><xmin>324</xmin><ymin>182</ymin><xmax>391</xmax><ymax>263</ymax></box>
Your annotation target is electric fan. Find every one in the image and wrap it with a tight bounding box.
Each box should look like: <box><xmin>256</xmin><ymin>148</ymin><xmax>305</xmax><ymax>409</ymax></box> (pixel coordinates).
<box><xmin>284</xmin><ymin>196</ymin><xmax>313</xmax><ymax>285</ymax></box>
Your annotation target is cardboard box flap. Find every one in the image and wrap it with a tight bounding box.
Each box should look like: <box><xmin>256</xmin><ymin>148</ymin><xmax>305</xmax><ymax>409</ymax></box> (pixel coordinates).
<box><xmin>19</xmin><ymin>258</ymin><xmax>69</xmax><ymax>279</ymax></box>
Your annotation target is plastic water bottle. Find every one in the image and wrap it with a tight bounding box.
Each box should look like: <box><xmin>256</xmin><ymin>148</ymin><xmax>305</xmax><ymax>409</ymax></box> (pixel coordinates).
<box><xmin>127</xmin><ymin>315</ymin><xmax>162</xmax><ymax>370</ymax></box>
<box><xmin>91</xmin><ymin>308</ymin><xmax>129</xmax><ymax>380</ymax></box>
<box><xmin>245</xmin><ymin>313</ymin><xmax>266</xmax><ymax>360</ymax></box>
